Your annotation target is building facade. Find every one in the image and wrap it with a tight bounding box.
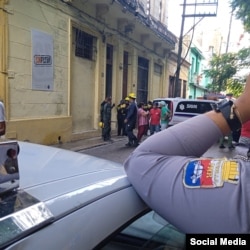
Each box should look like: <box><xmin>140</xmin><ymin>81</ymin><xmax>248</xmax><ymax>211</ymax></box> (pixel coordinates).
<box><xmin>0</xmin><ymin>0</ymin><xmax>189</xmax><ymax>145</ymax></box>
<box><xmin>188</xmin><ymin>45</ymin><xmax>207</xmax><ymax>99</ymax></box>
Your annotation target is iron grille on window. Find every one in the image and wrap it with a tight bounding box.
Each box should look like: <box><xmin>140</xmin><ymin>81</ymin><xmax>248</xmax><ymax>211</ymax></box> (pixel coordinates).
<box><xmin>74</xmin><ymin>28</ymin><xmax>96</xmax><ymax>60</ymax></box>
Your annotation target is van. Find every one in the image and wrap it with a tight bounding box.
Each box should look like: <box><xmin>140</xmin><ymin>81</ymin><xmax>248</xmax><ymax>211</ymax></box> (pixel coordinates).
<box><xmin>153</xmin><ymin>98</ymin><xmax>217</xmax><ymax>126</ymax></box>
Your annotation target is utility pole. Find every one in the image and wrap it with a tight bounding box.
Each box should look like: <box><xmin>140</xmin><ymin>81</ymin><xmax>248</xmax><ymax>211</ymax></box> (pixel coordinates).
<box><xmin>173</xmin><ymin>0</ymin><xmax>218</xmax><ymax>97</ymax></box>
<box><xmin>225</xmin><ymin>8</ymin><xmax>233</xmax><ymax>53</ymax></box>
<box><xmin>174</xmin><ymin>0</ymin><xmax>187</xmax><ymax>97</ymax></box>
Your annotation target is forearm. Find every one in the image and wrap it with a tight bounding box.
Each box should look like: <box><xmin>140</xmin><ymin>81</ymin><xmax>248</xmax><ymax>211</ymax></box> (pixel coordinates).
<box><xmin>135</xmin><ymin>114</ymin><xmax>222</xmax><ymax>157</ymax></box>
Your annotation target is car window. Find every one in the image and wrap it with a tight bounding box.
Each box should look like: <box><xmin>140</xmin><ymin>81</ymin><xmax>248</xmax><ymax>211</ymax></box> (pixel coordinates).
<box><xmin>175</xmin><ymin>101</ymin><xmax>213</xmax><ymax>114</ymax></box>
<box><xmin>153</xmin><ymin>100</ymin><xmax>172</xmax><ymax>108</ymax></box>
<box><xmin>98</xmin><ymin>210</ymin><xmax>186</xmax><ymax>249</ymax></box>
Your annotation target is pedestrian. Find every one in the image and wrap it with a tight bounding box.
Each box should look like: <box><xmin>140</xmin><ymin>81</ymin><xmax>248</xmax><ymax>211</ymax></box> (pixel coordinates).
<box><xmin>144</xmin><ymin>101</ymin><xmax>153</xmax><ymax>136</ymax></box>
<box><xmin>238</xmin><ymin>120</ymin><xmax>250</xmax><ymax>146</ymax></box>
<box><xmin>124</xmin><ymin>93</ymin><xmax>138</xmax><ymax>147</ymax></box>
<box><xmin>100</xmin><ymin>96</ymin><xmax>114</xmax><ymax>140</ymax></box>
<box><xmin>102</xmin><ymin>97</ymin><xmax>115</xmax><ymax>142</ymax></box>
<box><xmin>116</xmin><ymin>99</ymin><xmax>127</xmax><ymax>136</ymax></box>
<box><xmin>137</xmin><ymin>102</ymin><xmax>149</xmax><ymax>143</ymax></box>
<box><xmin>159</xmin><ymin>101</ymin><xmax>171</xmax><ymax>130</ymax></box>
<box><xmin>100</xmin><ymin>97</ymin><xmax>108</xmax><ymax>140</ymax></box>
<box><xmin>122</xmin><ymin>97</ymin><xmax>130</xmax><ymax>136</ymax></box>
<box><xmin>218</xmin><ymin>132</ymin><xmax>234</xmax><ymax>149</ymax></box>
<box><xmin>149</xmin><ymin>102</ymin><xmax>161</xmax><ymax>135</ymax></box>
<box><xmin>0</xmin><ymin>100</ymin><xmax>6</xmax><ymax>137</ymax></box>
<box><xmin>124</xmin><ymin>73</ymin><xmax>250</xmax><ymax>233</ymax></box>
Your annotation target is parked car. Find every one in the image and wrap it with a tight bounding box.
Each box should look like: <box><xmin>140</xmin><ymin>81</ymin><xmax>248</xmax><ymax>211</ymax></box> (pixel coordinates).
<box><xmin>153</xmin><ymin>98</ymin><xmax>217</xmax><ymax>126</ymax></box>
<box><xmin>0</xmin><ymin>141</ymin><xmax>185</xmax><ymax>249</ymax></box>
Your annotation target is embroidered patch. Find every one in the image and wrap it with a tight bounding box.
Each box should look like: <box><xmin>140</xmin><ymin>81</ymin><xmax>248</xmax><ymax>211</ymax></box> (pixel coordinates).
<box><xmin>183</xmin><ymin>158</ymin><xmax>239</xmax><ymax>188</ymax></box>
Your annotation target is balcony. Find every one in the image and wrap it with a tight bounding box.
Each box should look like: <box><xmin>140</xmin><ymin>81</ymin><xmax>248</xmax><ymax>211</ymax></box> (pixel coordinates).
<box><xmin>60</xmin><ymin>0</ymin><xmax>177</xmax><ymax>57</ymax></box>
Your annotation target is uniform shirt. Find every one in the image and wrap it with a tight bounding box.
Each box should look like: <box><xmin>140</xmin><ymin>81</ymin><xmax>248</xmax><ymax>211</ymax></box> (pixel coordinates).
<box><xmin>124</xmin><ymin>114</ymin><xmax>250</xmax><ymax>233</ymax></box>
<box><xmin>100</xmin><ymin>100</ymin><xmax>106</xmax><ymax>122</ymax></box>
<box><xmin>126</xmin><ymin>101</ymin><xmax>137</xmax><ymax>125</ymax></box>
<box><xmin>103</xmin><ymin>102</ymin><xmax>112</xmax><ymax>122</ymax></box>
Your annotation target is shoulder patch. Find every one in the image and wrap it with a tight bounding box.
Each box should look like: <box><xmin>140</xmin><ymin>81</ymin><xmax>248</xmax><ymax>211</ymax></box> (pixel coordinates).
<box><xmin>183</xmin><ymin>158</ymin><xmax>239</xmax><ymax>188</ymax></box>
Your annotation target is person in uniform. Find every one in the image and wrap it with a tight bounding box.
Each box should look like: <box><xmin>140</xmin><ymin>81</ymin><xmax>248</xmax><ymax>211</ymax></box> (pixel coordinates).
<box><xmin>124</xmin><ymin>93</ymin><xmax>138</xmax><ymax>147</ymax></box>
<box><xmin>122</xmin><ymin>97</ymin><xmax>130</xmax><ymax>136</ymax></box>
<box><xmin>124</xmin><ymin>74</ymin><xmax>250</xmax><ymax>233</ymax></box>
<box><xmin>116</xmin><ymin>99</ymin><xmax>127</xmax><ymax>136</ymax></box>
<box><xmin>100</xmin><ymin>97</ymin><xmax>108</xmax><ymax>140</ymax></box>
<box><xmin>102</xmin><ymin>97</ymin><xmax>115</xmax><ymax>142</ymax></box>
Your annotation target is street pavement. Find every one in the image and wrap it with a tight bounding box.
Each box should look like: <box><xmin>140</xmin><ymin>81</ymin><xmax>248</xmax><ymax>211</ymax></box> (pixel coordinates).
<box><xmin>52</xmin><ymin>134</ymin><xmax>127</xmax><ymax>152</ymax></box>
<box><xmin>52</xmin><ymin>132</ymin><xmax>236</xmax><ymax>159</ymax></box>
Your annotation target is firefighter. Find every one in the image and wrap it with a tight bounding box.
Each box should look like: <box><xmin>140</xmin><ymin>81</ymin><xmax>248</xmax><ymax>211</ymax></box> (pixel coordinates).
<box><xmin>124</xmin><ymin>93</ymin><xmax>138</xmax><ymax>147</ymax></box>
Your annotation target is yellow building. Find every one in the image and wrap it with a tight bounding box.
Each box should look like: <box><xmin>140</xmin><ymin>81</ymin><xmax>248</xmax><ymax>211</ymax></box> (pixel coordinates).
<box><xmin>0</xmin><ymin>0</ymin><xmax>189</xmax><ymax>145</ymax></box>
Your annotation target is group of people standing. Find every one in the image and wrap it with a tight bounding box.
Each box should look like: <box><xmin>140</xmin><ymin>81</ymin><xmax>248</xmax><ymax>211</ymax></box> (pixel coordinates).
<box><xmin>100</xmin><ymin>94</ymin><xmax>172</xmax><ymax>147</ymax></box>
<box><xmin>137</xmin><ymin>101</ymin><xmax>171</xmax><ymax>142</ymax></box>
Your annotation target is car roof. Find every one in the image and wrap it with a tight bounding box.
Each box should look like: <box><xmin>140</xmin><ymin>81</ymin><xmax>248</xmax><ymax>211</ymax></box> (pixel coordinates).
<box><xmin>18</xmin><ymin>141</ymin><xmax>124</xmax><ymax>188</ymax></box>
<box><xmin>153</xmin><ymin>97</ymin><xmax>183</xmax><ymax>101</ymax></box>
<box><xmin>17</xmin><ymin>142</ymin><xmax>133</xmax><ymax>212</ymax></box>
<box><xmin>153</xmin><ymin>97</ymin><xmax>216</xmax><ymax>103</ymax></box>
<box><xmin>1</xmin><ymin>141</ymin><xmax>147</xmax><ymax>249</ymax></box>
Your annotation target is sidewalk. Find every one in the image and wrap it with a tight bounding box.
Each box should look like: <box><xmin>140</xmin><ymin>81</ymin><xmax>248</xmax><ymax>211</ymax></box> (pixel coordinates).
<box><xmin>52</xmin><ymin>135</ymin><xmax>127</xmax><ymax>152</ymax></box>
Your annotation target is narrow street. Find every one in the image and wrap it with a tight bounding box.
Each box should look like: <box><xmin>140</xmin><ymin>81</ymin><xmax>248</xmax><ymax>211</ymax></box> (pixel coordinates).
<box><xmin>79</xmin><ymin>135</ymin><xmax>236</xmax><ymax>165</ymax></box>
<box><xmin>79</xmin><ymin>136</ymin><xmax>134</xmax><ymax>164</ymax></box>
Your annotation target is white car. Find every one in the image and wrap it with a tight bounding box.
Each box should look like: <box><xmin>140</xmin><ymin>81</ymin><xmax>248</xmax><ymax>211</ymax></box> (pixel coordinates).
<box><xmin>153</xmin><ymin>98</ymin><xmax>217</xmax><ymax>126</ymax></box>
<box><xmin>0</xmin><ymin>141</ymin><xmax>185</xmax><ymax>249</ymax></box>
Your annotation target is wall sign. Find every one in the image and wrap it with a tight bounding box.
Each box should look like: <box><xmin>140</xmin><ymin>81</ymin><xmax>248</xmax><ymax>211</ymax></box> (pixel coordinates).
<box><xmin>32</xmin><ymin>29</ymin><xmax>54</xmax><ymax>91</ymax></box>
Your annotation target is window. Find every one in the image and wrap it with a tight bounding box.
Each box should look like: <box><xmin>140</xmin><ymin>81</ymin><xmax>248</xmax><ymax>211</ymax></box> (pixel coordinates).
<box><xmin>96</xmin><ymin>211</ymin><xmax>186</xmax><ymax>249</ymax></box>
<box><xmin>74</xmin><ymin>28</ymin><xmax>96</xmax><ymax>60</ymax></box>
<box><xmin>154</xmin><ymin>63</ymin><xmax>162</xmax><ymax>75</ymax></box>
<box><xmin>175</xmin><ymin>101</ymin><xmax>214</xmax><ymax>114</ymax></box>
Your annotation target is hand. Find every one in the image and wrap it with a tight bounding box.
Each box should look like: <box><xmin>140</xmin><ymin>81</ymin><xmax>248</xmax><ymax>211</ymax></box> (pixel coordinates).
<box><xmin>112</xmin><ymin>103</ymin><xmax>115</xmax><ymax>108</ymax></box>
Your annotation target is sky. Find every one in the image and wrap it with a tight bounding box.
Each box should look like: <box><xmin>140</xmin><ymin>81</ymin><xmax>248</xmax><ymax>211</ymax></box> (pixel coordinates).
<box><xmin>167</xmin><ymin>0</ymin><xmax>248</xmax><ymax>52</ymax></box>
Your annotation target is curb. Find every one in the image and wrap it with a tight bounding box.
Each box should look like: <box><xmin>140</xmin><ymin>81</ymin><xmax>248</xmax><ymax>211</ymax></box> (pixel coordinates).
<box><xmin>52</xmin><ymin>136</ymin><xmax>127</xmax><ymax>152</ymax></box>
